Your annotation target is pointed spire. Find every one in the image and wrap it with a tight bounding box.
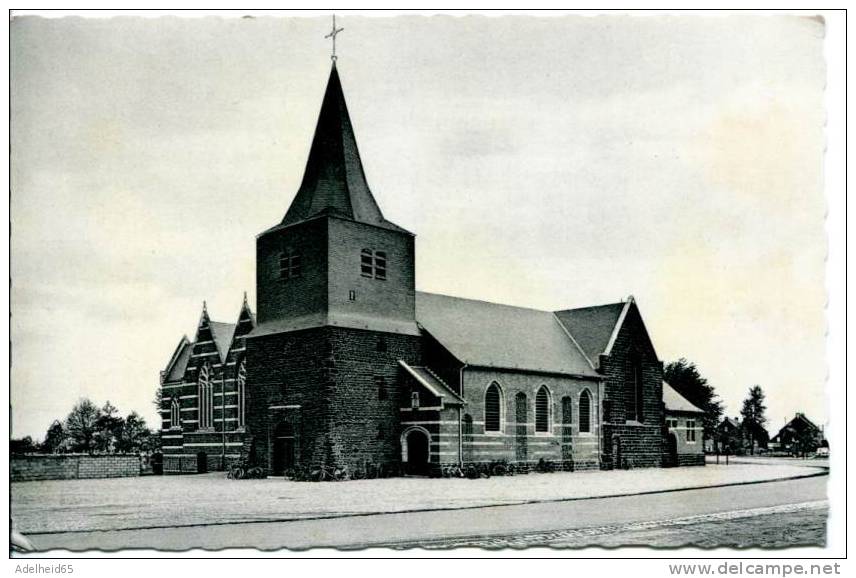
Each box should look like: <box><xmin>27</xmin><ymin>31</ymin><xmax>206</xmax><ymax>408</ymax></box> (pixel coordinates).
<box><xmin>280</xmin><ymin>64</ymin><xmax>407</xmax><ymax>233</ymax></box>
<box><xmin>242</xmin><ymin>291</ymin><xmax>248</xmax><ymax>307</ymax></box>
<box><xmin>199</xmin><ymin>300</ymin><xmax>210</xmax><ymax>328</ymax></box>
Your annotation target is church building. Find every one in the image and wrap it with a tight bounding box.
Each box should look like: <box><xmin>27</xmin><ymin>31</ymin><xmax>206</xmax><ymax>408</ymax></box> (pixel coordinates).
<box><xmin>159</xmin><ymin>60</ymin><xmax>681</xmax><ymax>477</ymax></box>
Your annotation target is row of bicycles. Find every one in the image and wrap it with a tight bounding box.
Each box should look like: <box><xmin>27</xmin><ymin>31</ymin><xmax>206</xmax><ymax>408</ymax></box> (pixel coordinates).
<box><xmin>284</xmin><ymin>462</ymin><xmax>405</xmax><ymax>482</ymax></box>
<box><xmin>226</xmin><ymin>463</ymin><xmax>267</xmax><ymax>479</ymax></box>
<box><xmin>228</xmin><ymin>458</ymin><xmax>576</xmax><ymax>481</ymax></box>
<box><xmin>439</xmin><ymin>458</ymin><xmax>574</xmax><ymax>478</ymax></box>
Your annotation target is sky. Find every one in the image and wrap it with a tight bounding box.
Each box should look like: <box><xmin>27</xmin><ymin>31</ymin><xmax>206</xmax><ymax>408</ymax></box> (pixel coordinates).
<box><xmin>10</xmin><ymin>13</ymin><xmax>827</xmax><ymax>440</ymax></box>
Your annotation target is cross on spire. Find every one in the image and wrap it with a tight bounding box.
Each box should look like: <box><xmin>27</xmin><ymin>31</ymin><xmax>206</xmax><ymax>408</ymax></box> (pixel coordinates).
<box><xmin>324</xmin><ymin>14</ymin><xmax>344</xmax><ymax>61</ymax></box>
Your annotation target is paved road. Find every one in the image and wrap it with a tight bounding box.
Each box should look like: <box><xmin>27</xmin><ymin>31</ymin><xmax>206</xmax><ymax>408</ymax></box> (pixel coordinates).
<box><xmin>29</xmin><ymin>473</ymin><xmax>827</xmax><ymax>552</ymax></box>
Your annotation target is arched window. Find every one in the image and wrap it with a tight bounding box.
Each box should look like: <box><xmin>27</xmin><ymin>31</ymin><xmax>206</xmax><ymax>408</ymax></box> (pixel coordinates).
<box><xmin>198</xmin><ymin>363</ymin><xmax>212</xmax><ymax>429</ymax></box>
<box><xmin>579</xmin><ymin>389</ymin><xmax>592</xmax><ymax>433</ymax></box>
<box><xmin>411</xmin><ymin>391</ymin><xmax>420</xmax><ymax>409</ymax></box>
<box><xmin>170</xmin><ymin>398</ymin><xmax>181</xmax><ymax>428</ymax></box>
<box><xmin>635</xmin><ymin>358</ymin><xmax>644</xmax><ymax>423</ymax></box>
<box><xmin>376</xmin><ymin>376</ymin><xmax>387</xmax><ymax>400</ymax></box>
<box><xmin>463</xmin><ymin>414</ymin><xmax>474</xmax><ymax>463</ymax></box>
<box><xmin>236</xmin><ymin>360</ymin><xmax>247</xmax><ymax>429</ymax></box>
<box><xmin>515</xmin><ymin>392</ymin><xmax>528</xmax><ymax>462</ymax></box>
<box><xmin>535</xmin><ymin>386</ymin><xmax>551</xmax><ymax>433</ymax></box>
<box><xmin>485</xmin><ymin>382</ymin><xmax>502</xmax><ymax>432</ymax></box>
<box><xmin>561</xmin><ymin>396</ymin><xmax>573</xmax><ymax>461</ymax></box>
<box><xmin>562</xmin><ymin>396</ymin><xmax>573</xmax><ymax>426</ymax></box>
<box><xmin>626</xmin><ymin>354</ymin><xmax>644</xmax><ymax>422</ymax></box>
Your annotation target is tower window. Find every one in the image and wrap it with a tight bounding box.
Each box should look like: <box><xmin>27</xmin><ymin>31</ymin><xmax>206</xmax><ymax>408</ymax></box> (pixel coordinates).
<box><xmin>374</xmin><ymin>251</ymin><xmax>387</xmax><ymax>280</ymax></box>
<box><xmin>360</xmin><ymin>248</ymin><xmax>387</xmax><ymax>280</ymax></box>
<box><xmin>280</xmin><ymin>251</ymin><xmax>302</xmax><ymax>280</ymax></box>
<box><xmin>361</xmin><ymin>249</ymin><xmax>373</xmax><ymax>276</ymax></box>
<box><xmin>376</xmin><ymin>376</ymin><xmax>387</xmax><ymax>400</ymax></box>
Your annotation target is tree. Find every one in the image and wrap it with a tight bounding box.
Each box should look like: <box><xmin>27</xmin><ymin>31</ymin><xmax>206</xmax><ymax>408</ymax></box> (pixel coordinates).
<box><xmin>65</xmin><ymin>398</ymin><xmax>101</xmax><ymax>453</ymax></box>
<box><xmin>664</xmin><ymin>358</ymin><xmax>723</xmax><ymax>442</ymax></box>
<box><xmin>42</xmin><ymin>420</ymin><xmax>68</xmax><ymax>454</ymax></box>
<box><xmin>94</xmin><ymin>400</ymin><xmax>124</xmax><ymax>453</ymax></box>
<box><xmin>740</xmin><ymin>385</ymin><xmax>768</xmax><ymax>455</ymax></box>
<box><xmin>153</xmin><ymin>387</ymin><xmax>163</xmax><ymax>413</ymax></box>
<box><xmin>10</xmin><ymin>436</ymin><xmax>38</xmax><ymax>454</ymax></box>
<box><xmin>115</xmin><ymin>412</ymin><xmax>150</xmax><ymax>454</ymax></box>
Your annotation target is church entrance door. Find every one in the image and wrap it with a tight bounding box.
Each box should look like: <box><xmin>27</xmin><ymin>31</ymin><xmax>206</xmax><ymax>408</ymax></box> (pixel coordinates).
<box><xmin>403</xmin><ymin>428</ymin><xmax>430</xmax><ymax>475</ymax></box>
<box><xmin>272</xmin><ymin>422</ymin><xmax>296</xmax><ymax>476</ymax></box>
<box><xmin>665</xmin><ymin>433</ymin><xmax>678</xmax><ymax>467</ymax></box>
<box><xmin>196</xmin><ymin>452</ymin><xmax>208</xmax><ymax>474</ymax></box>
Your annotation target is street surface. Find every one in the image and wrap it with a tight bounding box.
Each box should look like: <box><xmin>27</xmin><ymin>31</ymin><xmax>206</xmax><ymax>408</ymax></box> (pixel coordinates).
<box><xmin>12</xmin><ymin>461</ymin><xmax>821</xmax><ymax>534</ymax></box>
<box><xmin>25</xmin><ymin>471</ymin><xmax>827</xmax><ymax>551</ymax></box>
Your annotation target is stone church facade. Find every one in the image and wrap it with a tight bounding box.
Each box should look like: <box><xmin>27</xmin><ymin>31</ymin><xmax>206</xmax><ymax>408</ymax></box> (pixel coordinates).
<box><xmin>159</xmin><ymin>63</ymin><xmax>698</xmax><ymax>476</ymax></box>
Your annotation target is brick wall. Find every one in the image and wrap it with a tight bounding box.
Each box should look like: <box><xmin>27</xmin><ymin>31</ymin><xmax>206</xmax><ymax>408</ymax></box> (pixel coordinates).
<box><xmin>11</xmin><ymin>454</ymin><xmax>141</xmax><ymax>482</ymax></box>
<box><xmin>246</xmin><ymin>325</ymin><xmax>422</xmax><ymax>474</ymax></box>
<box><xmin>256</xmin><ymin>217</ymin><xmax>329</xmax><ymax>325</ymax></box>
<box><xmin>458</xmin><ymin>368</ymin><xmax>602</xmax><ymax>470</ymax></box>
<box><xmin>327</xmin><ymin>218</ymin><xmax>415</xmax><ymax>327</ymax></box>
<box><xmin>599</xmin><ymin>303</ymin><xmax>664</xmax><ymax>469</ymax></box>
<box><xmin>664</xmin><ymin>412</ymin><xmax>705</xmax><ymax>467</ymax></box>
<box><xmin>326</xmin><ymin>327</ymin><xmax>422</xmax><ymax>470</ymax></box>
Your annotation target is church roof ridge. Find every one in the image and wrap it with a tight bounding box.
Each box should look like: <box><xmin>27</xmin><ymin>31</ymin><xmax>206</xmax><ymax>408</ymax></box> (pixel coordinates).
<box><xmin>415</xmin><ymin>290</ymin><xmax>553</xmax><ymax>314</ymax></box>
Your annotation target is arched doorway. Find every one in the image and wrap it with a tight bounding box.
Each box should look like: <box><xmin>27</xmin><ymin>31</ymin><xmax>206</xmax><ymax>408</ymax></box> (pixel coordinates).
<box><xmin>196</xmin><ymin>451</ymin><xmax>208</xmax><ymax>474</ymax></box>
<box><xmin>151</xmin><ymin>452</ymin><xmax>163</xmax><ymax>475</ymax></box>
<box><xmin>272</xmin><ymin>422</ymin><xmax>296</xmax><ymax>476</ymax></box>
<box><xmin>666</xmin><ymin>433</ymin><xmax>678</xmax><ymax>467</ymax></box>
<box><xmin>402</xmin><ymin>428</ymin><xmax>430</xmax><ymax>475</ymax></box>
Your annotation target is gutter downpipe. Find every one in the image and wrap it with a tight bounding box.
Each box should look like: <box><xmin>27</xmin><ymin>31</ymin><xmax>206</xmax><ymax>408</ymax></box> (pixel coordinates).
<box><xmin>458</xmin><ymin>363</ymin><xmax>469</xmax><ymax>468</ymax></box>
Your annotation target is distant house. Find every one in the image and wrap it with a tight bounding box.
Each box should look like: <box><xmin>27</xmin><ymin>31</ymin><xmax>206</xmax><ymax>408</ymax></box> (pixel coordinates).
<box><xmin>662</xmin><ymin>382</ymin><xmax>705</xmax><ymax>466</ymax></box>
<box><xmin>715</xmin><ymin>415</ymin><xmax>769</xmax><ymax>455</ymax></box>
<box><xmin>770</xmin><ymin>413</ymin><xmax>825</xmax><ymax>456</ymax></box>
<box><xmin>715</xmin><ymin>417</ymin><xmax>743</xmax><ymax>454</ymax></box>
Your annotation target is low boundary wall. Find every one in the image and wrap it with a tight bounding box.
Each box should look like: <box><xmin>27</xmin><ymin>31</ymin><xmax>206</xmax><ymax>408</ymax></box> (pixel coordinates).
<box><xmin>11</xmin><ymin>454</ymin><xmax>142</xmax><ymax>482</ymax></box>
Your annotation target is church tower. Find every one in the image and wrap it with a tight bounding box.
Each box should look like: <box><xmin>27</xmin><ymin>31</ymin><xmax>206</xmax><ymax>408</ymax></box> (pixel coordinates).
<box><xmin>255</xmin><ymin>63</ymin><xmax>417</xmax><ymax>335</ymax></box>
<box><xmin>245</xmin><ymin>62</ymin><xmax>422</xmax><ymax>475</ymax></box>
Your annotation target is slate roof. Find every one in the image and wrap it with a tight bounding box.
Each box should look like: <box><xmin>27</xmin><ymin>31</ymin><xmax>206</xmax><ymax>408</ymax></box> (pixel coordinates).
<box><xmin>271</xmin><ymin>63</ymin><xmax>409</xmax><ymax>235</ymax></box>
<box><xmin>399</xmin><ymin>361</ymin><xmax>465</xmax><ymax>405</ymax></box>
<box><xmin>553</xmin><ymin>302</ymin><xmax>627</xmax><ymax>363</ymax></box>
<box><xmin>662</xmin><ymin>381</ymin><xmax>705</xmax><ymax>414</ymax></box>
<box><xmin>415</xmin><ymin>292</ymin><xmax>598</xmax><ymax>377</ymax></box>
<box><xmin>164</xmin><ymin>337</ymin><xmax>192</xmax><ymax>382</ymax></box>
<box><xmin>209</xmin><ymin>321</ymin><xmax>236</xmax><ymax>363</ymax></box>
<box><xmin>774</xmin><ymin>413</ymin><xmax>821</xmax><ymax>440</ymax></box>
